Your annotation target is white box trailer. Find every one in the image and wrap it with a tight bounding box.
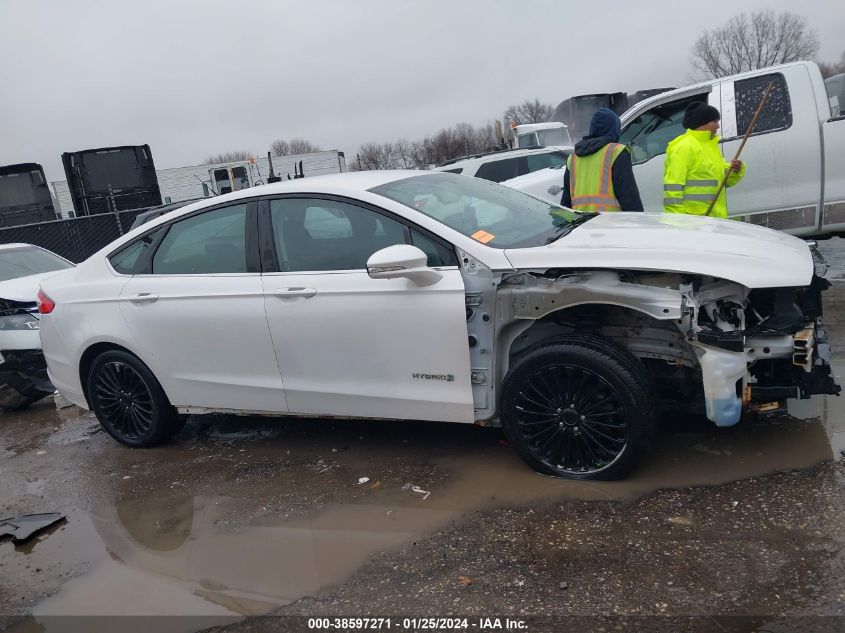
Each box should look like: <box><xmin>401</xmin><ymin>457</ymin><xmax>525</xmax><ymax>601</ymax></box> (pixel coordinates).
<box><xmin>51</xmin><ymin>150</ymin><xmax>347</xmax><ymax>218</ymax></box>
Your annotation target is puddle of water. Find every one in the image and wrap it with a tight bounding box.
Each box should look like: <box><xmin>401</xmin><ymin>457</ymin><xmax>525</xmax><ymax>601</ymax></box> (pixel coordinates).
<box><xmin>0</xmin><ymin>400</ymin><xmax>93</xmax><ymax>457</ymax></box>
<box><xmin>17</xmin><ymin>493</ymin><xmax>457</xmax><ymax>625</ymax></box>
<box><xmin>9</xmin><ymin>359</ymin><xmax>845</xmax><ymax>628</ymax></box>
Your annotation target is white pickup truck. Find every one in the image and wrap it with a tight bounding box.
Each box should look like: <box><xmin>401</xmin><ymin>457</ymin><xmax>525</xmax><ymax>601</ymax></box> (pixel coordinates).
<box><xmin>507</xmin><ymin>61</ymin><xmax>845</xmax><ymax>237</ymax></box>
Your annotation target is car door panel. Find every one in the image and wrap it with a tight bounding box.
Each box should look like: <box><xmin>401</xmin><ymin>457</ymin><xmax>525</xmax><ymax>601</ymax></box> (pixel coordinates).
<box><xmin>262</xmin><ymin>269</ymin><xmax>473</xmax><ymax>422</ymax></box>
<box><xmin>117</xmin><ymin>202</ymin><xmax>286</xmax><ymax>413</ymax></box>
<box><xmin>260</xmin><ymin>196</ymin><xmax>473</xmax><ymax>423</ymax></box>
<box><xmin>119</xmin><ymin>275</ymin><xmax>286</xmax><ymax>412</ymax></box>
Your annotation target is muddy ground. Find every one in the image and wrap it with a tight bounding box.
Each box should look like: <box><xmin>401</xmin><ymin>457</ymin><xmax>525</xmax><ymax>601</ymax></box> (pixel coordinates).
<box><xmin>2</xmin><ymin>241</ymin><xmax>845</xmax><ymax>633</ymax></box>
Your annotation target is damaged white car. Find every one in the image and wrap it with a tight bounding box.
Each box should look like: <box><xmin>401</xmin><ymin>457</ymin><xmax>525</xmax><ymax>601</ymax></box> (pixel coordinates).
<box><xmin>0</xmin><ymin>243</ymin><xmax>74</xmax><ymax>410</ymax></box>
<box><xmin>38</xmin><ymin>172</ymin><xmax>840</xmax><ymax>479</ymax></box>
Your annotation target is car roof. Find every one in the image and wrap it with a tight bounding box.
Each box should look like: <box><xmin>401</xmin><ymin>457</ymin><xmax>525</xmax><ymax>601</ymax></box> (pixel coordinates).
<box><xmin>436</xmin><ymin>147</ymin><xmax>564</xmax><ymax>169</ymax></box>
<box><xmin>0</xmin><ymin>243</ymin><xmax>46</xmax><ymax>251</ymax></box>
<box><xmin>117</xmin><ymin>170</ymin><xmax>436</xmax><ymax>233</ymax></box>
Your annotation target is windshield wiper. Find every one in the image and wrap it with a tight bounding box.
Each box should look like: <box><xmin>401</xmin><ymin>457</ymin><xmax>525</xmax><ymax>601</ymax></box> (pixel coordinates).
<box><xmin>546</xmin><ymin>213</ymin><xmax>597</xmax><ymax>243</ymax></box>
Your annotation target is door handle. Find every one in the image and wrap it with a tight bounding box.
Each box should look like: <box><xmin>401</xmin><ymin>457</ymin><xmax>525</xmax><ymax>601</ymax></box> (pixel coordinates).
<box><xmin>548</xmin><ymin>185</ymin><xmax>562</xmax><ymax>195</ymax></box>
<box><xmin>273</xmin><ymin>287</ymin><xmax>317</xmax><ymax>299</ymax></box>
<box><xmin>127</xmin><ymin>293</ymin><xmax>159</xmax><ymax>304</ymax></box>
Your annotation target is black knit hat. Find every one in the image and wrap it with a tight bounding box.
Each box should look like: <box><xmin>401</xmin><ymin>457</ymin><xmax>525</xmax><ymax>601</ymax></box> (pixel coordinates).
<box><xmin>682</xmin><ymin>102</ymin><xmax>721</xmax><ymax>129</ymax></box>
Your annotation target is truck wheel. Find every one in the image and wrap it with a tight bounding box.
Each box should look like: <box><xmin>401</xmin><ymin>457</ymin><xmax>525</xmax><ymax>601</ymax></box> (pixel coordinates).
<box><xmin>87</xmin><ymin>350</ymin><xmax>181</xmax><ymax>447</ymax></box>
<box><xmin>500</xmin><ymin>336</ymin><xmax>655</xmax><ymax>480</ymax></box>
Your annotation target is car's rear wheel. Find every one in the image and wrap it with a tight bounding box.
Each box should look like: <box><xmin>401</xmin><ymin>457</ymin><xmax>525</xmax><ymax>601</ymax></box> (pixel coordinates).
<box><xmin>87</xmin><ymin>350</ymin><xmax>181</xmax><ymax>447</ymax></box>
<box><xmin>500</xmin><ymin>335</ymin><xmax>655</xmax><ymax>480</ymax></box>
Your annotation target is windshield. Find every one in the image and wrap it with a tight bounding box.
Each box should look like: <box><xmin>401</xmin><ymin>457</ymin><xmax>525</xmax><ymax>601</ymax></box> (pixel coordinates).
<box><xmin>370</xmin><ymin>173</ymin><xmax>582</xmax><ymax>249</ymax></box>
<box><xmin>538</xmin><ymin>128</ymin><xmax>572</xmax><ymax>147</ymax></box>
<box><xmin>0</xmin><ymin>246</ymin><xmax>73</xmax><ymax>282</ymax></box>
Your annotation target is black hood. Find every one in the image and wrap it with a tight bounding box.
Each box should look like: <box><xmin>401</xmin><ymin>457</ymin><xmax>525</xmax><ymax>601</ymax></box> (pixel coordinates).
<box><xmin>573</xmin><ymin>135</ymin><xmax>616</xmax><ymax>157</ymax></box>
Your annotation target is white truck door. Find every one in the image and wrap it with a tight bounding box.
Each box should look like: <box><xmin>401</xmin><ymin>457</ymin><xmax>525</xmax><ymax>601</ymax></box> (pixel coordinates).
<box><xmin>719</xmin><ymin>68</ymin><xmax>822</xmax><ymax>235</ymax></box>
<box><xmin>260</xmin><ymin>197</ymin><xmax>474</xmax><ymax>423</ymax></box>
<box><xmin>820</xmin><ymin>101</ymin><xmax>845</xmax><ymax>232</ymax></box>
<box><xmin>619</xmin><ymin>88</ymin><xmax>719</xmax><ymax>212</ymax></box>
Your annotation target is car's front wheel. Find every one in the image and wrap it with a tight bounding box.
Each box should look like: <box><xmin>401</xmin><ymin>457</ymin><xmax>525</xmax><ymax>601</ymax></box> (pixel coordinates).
<box><xmin>500</xmin><ymin>335</ymin><xmax>656</xmax><ymax>480</ymax></box>
<box><xmin>87</xmin><ymin>350</ymin><xmax>182</xmax><ymax>447</ymax></box>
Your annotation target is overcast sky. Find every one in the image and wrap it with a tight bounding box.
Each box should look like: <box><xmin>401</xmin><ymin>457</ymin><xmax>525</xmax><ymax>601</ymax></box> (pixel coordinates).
<box><xmin>1</xmin><ymin>0</ymin><xmax>843</xmax><ymax>182</ymax></box>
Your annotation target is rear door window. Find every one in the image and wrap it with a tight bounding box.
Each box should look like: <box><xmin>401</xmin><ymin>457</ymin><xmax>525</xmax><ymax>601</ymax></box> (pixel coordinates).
<box><xmin>526</xmin><ymin>152</ymin><xmax>566</xmax><ymax>171</ymax></box>
<box><xmin>733</xmin><ymin>73</ymin><xmax>792</xmax><ymax>136</ymax></box>
<box><xmin>474</xmin><ymin>157</ymin><xmax>525</xmax><ymax>182</ymax></box>
<box><xmin>152</xmin><ymin>204</ymin><xmax>247</xmax><ymax>274</ymax></box>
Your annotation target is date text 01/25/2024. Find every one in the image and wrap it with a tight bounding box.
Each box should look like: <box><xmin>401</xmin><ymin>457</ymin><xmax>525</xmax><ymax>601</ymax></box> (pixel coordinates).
<box><xmin>307</xmin><ymin>618</ymin><xmax>528</xmax><ymax>630</ymax></box>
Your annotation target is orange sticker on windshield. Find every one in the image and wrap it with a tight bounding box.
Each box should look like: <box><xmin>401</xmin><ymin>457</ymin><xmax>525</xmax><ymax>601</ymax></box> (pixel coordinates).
<box><xmin>471</xmin><ymin>230</ymin><xmax>495</xmax><ymax>244</ymax></box>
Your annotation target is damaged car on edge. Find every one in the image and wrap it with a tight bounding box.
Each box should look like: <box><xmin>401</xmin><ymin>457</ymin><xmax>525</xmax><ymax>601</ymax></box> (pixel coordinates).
<box><xmin>0</xmin><ymin>243</ymin><xmax>74</xmax><ymax>410</ymax></box>
<box><xmin>37</xmin><ymin>172</ymin><xmax>840</xmax><ymax>479</ymax></box>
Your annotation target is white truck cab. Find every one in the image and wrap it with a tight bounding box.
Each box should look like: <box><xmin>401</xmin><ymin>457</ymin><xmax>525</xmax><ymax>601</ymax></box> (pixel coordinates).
<box><xmin>617</xmin><ymin>61</ymin><xmax>845</xmax><ymax>236</ymax></box>
<box><xmin>512</xmin><ymin>122</ymin><xmax>574</xmax><ymax>153</ymax></box>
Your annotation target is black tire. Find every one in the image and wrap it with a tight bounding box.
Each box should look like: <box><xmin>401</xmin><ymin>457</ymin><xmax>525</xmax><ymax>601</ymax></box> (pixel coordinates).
<box><xmin>500</xmin><ymin>334</ymin><xmax>656</xmax><ymax>480</ymax></box>
<box><xmin>86</xmin><ymin>350</ymin><xmax>181</xmax><ymax>447</ymax></box>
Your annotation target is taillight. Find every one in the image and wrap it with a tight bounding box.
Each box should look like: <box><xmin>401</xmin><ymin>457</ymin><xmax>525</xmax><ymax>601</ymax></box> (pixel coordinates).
<box><xmin>37</xmin><ymin>290</ymin><xmax>55</xmax><ymax>314</ymax></box>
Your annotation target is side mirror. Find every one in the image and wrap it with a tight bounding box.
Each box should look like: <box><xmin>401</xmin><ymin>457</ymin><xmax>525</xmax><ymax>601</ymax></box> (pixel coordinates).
<box><xmin>366</xmin><ymin>244</ymin><xmax>443</xmax><ymax>287</ymax></box>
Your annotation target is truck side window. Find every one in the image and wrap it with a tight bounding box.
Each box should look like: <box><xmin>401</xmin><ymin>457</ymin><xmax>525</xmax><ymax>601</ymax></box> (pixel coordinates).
<box><xmin>734</xmin><ymin>73</ymin><xmax>792</xmax><ymax>135</ymax></box>
<box><xmin>619</xmin><ymin>95</ymin><xmax>708</xmax><ymax>165</ymax></box>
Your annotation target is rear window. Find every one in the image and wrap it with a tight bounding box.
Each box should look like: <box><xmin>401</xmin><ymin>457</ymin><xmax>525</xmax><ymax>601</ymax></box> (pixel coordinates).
<box><xmin>474</xmin><ymin>152</ymin><xmax>565</xmax><ymax>183</ymax></box>
<box><xmin>734</xmin><ymin>73</ymin><xmax>792</xmax><ymax>136</ymax></box>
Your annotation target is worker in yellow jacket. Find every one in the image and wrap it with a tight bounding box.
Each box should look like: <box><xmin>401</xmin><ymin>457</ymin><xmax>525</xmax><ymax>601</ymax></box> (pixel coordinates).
<box><xmin>663</xmin><ymin>102</ymin><xmax>745</xmax><ymax>219</ymax></box>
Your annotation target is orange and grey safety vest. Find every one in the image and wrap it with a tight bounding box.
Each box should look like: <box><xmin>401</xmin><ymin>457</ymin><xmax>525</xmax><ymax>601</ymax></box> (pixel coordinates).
<box><xmin>566</xmin><ymin>143</ymin><xmax>628</xmax><ymax>212</ymax></box>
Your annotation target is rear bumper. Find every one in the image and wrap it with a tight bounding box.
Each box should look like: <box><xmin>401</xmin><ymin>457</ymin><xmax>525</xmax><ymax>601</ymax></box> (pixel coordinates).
<box><xmin>0</xmin><ymin>349</ymin><xmax>54</xmax><ymax>408</ymax></box>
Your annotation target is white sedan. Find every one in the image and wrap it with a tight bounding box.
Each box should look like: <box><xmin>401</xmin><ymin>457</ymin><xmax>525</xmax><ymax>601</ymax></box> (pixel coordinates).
<box><xmin>0</xmin><ymin>243</ymin><xmax>74</xmax><ymax>409</ymax></box>
<box><xmin>38</xmin><ymin>171</ymin><xmax>839</xmax><ymax>479</ymax></box>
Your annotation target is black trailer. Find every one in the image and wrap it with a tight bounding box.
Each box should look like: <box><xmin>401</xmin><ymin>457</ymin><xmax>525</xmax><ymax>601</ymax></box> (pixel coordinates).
<box><xmin>0</xmin><ymin>163</ymin><xmax>58</xmax><ymax>228</ymax></box>
<box><xmin>61</xmin><ymin>145</ymin><xmax>162</xmax><ymax>216</ymax></box>
<box><xmin>550</xmin><ymin>92</ymin><xmax>629</xmax><ymax>141</ymax></box>
<box><xmin>628</xmin><ymin>87</ymin><xmax>675</xmax><ymax>108</ymax></box>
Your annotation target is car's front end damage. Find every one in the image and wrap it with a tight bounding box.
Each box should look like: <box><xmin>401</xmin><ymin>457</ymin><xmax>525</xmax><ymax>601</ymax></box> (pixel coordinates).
<box><xmin>679</xmin><ymin>245</ymin><xmax>839</xmax><ymax>425</ymax></box>
<box><xmin>477</xmin><ymin>212</ymin><xmax>843</xmax><ymax>429</ymax></box>
<box><xmin>0</xmin><ymin>298</ymin><xmax>52</xmax><ymax>410</ymax></box>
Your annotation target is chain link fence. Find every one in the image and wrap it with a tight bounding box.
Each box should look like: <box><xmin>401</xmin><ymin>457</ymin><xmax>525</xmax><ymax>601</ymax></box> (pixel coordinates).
<box><xmin>0</xmin><ymin>209</ymin><xmax>145</xmax><ymax>263</ymax></box>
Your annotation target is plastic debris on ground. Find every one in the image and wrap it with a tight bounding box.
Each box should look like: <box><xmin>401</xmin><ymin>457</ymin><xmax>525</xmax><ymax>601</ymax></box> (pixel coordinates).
<box><xmin>402</xmin><ymin>483</ymin><xmax>431</xmax><ymax>500</ymax></box>
<box><xmin>0</xmin><ymin>513</ymin><xmax>65</xmax><ymax>544</ymax></box>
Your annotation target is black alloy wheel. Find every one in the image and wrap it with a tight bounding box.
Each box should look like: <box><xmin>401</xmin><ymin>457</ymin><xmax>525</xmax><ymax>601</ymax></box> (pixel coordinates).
<box><xmin>87</xmin><ymin>350</ymin><xmax>182</xmax><ymax>447</ymax></box>
<box><xmin>93</xmin><ymin>361</ymin><xmax>155</xmax><ymax>440</ymax></box>
<box><xmin>513</xmin><ymin>364</ymin><xmax>629</xmax><ymax>475</ymax></box>
<box><xmin>501</xmin><ymin>335</ymin><xmax>655</xmax><ymax>480</ymax></box>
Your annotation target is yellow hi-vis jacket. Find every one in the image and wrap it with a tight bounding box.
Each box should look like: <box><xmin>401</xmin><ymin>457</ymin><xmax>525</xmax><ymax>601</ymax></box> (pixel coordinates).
<box><xmin>567</xmin><ymin>142</ymin><xmax>628</xmax><ymax>212</ymax></box>
<box><xmin>663</xmin><ymin>129</ymin><xmax>746</xmax><ymax>219</ymax></box>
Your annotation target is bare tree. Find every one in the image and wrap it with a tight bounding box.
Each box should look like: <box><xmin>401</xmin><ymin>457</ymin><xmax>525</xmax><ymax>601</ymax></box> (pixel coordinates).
<box><xmin>270</xmin><ymin>138</ymin><xmax>321</xmax><ymax>156</ymax></box>
<box><xmin>819</xmin><ymin>51</ymin><xmax>845</xmax><ymax>79</ymax></box>
<box><xmin>269</xmin><ymin>139</ymin><xmax>291</xmax><ymax>156</ymax></box>
<box><xmin>393</xmin><ymin>138</ymin><xmax>418</xmax><ymax>169</ymax></box>
<box><xmin>357</xmin><ymin>142</ymin><xmax>398</xmax><ymax>170</ymax></box>
<box><xmin>290</xmin><ymin>139</ymin><xmax>320</xmax><ymax>154</ymax></box>
<box><xmin>203</xmin><ymin>150</ymin><xmax>253</xmax><ymax>164</ymax></box>
<box><xmin>690</xmin><ymin>10</ymin><xmax>819</xmax><ymax>79</ymax></box>
<box><xmin>353</xmin><ymin>119</ymin><xmax>510</xmax><ymax>171</ymax></box>
<box><xmin>503</xmin><ymin>99</ymin><xmax>554</xmax><ymax>125</ymax></box>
